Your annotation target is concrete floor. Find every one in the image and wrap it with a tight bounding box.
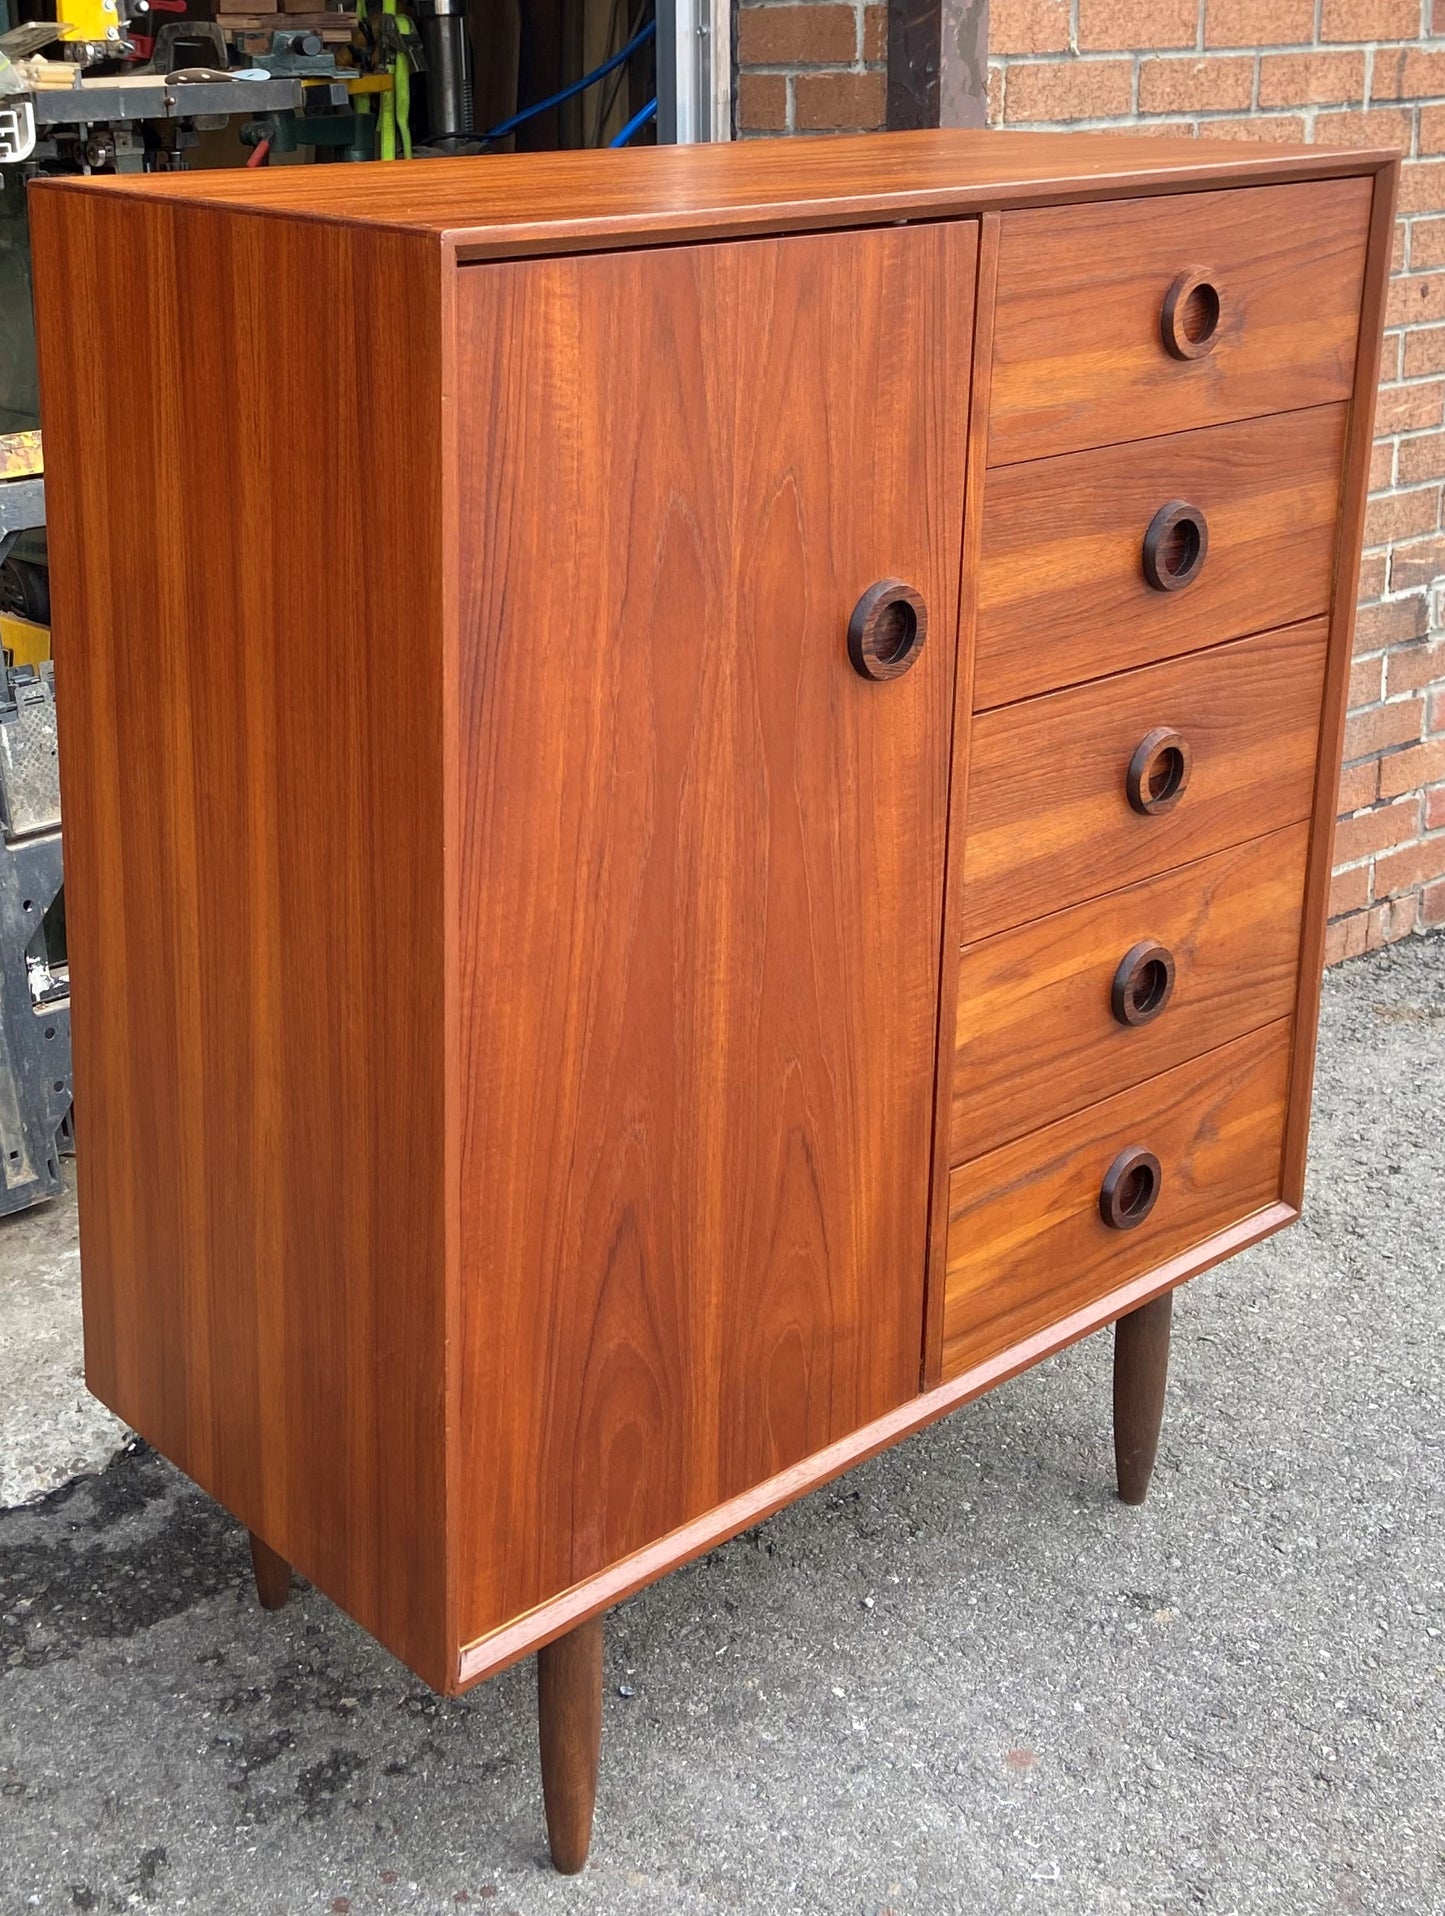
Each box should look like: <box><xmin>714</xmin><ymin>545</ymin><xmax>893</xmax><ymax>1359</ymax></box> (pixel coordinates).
<box><xmin>0</xmin><ymin>935</ymin><xmax>1442</xmax><ymax>1915</ymax></box>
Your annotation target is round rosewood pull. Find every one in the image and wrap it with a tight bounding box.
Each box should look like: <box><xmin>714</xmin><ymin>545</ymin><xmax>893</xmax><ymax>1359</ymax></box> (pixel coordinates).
<box><xmin>1111</xmin><ymin>941</ymin><xmax>1177</xmax><ymax>1027</ymax></box>
<box><xmin>848</xmin><ymin>580</ymin><xmax>928</xmax><ymax>682</ymax></box>
<box><xmin>1161</xmin><ymin>268</ymin><xmax>1222</xmax><ymax>360</ymax></box>
<box><xmin>1127</xmin><ymin>727</ymin><xmax>1192</xmax><ymax>816</ymax></box>
<box><xmin>1099</xmin><ymin>1147</ymin><xmax>1163</xmax><ymax>1231</ymax></box>
<box><xmin>1142</xmin><ymin>499</ymin><xmax>1209</xmax><ymax>593</ymax></box>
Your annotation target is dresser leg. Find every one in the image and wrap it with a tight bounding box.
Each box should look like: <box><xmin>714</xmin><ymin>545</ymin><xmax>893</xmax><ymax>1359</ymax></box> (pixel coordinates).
<box><xmin>1113</xmin><ymin>1290</ymin><xmax>1174</xmax><ymax>1506</ymax></box>
<box><xmin>537</xmin><ymin>1615</ymin><xmax>603</xmax><ymax>1874</ymax></box>
<box><xmin>247</xmin><ymin>1530</ymin><xmax>292</xmax><ymax>1611</ymax></box>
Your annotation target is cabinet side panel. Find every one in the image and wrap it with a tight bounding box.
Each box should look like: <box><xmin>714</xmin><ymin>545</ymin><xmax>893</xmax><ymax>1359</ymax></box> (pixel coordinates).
<box><xmin>30</xmin><ymin>193</ymin><xmax>451</xmax><ymax>1690</ymax></box>
<box><xmin>455</xmin><ymin>223</ymin><xmax>975</xmax><ymax>1652</ymax></box>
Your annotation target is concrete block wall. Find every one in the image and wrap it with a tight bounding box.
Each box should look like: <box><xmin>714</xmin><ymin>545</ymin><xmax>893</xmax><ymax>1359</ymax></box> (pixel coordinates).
<box><xmin>733</xmin><ymin>0</ymin><xmax>1445</xmax><ymax>961</ymax></box>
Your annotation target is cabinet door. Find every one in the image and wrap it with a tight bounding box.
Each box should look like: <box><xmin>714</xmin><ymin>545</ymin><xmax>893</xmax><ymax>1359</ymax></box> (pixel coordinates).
<box><xmin>454</xmin><ymin>222</ymin><xmax>975</xmax><ymax>1649</ymax></box>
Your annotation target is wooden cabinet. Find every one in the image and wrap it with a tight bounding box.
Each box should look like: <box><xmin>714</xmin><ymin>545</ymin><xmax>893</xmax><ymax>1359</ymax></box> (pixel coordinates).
<box><xmin>29</xmin><ymin>129</ymin><xmax>1395</xmax><ymax>1871</ymax></box>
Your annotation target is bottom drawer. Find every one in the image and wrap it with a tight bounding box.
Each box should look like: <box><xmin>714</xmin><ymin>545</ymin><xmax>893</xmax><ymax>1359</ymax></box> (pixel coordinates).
<box><xmin>940</xmin><ymin>1020</ymin><xmax>1291</xmax><ymax>1381</ymax></box>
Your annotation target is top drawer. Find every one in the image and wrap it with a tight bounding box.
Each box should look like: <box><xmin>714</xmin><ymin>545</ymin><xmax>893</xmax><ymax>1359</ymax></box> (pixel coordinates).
<box><xmin>988</xmin><ymin>177</ymin><xmax>1373</xmax><ymax>466</ymax></box>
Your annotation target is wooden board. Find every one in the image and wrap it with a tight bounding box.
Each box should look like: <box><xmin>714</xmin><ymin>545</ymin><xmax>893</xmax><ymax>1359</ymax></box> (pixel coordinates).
<box><xmin>974</xmin><ymin>404</ymin><xmax>1347</xmax><ymax>709</ymax></box>
<box><xmin>988</xmin><ymin>177</ymin><xmax>1372</xmax><ymax>466</ymax></box>
<box><xmin>27</xmin><ymin>131</ymin><xmax>1394</xmax><ymax>263</ymax></box>
<box><xmin>951</xmin><ymin>823</ymin><xmax>1310</xmax><ymax>1161</ymax></box>
<box><xmin>941</xmin><ymin>1021</ymin><xmax>1292</xmax><ymax>1379</ymax></box>
<box><xmin>959</xmin><ymin>619</ymin><xmax>1329</xmax><ymax>942</ymax></box>
<box><xmin>452</xmin><ymin>222</ymin><xmax>975</xmax><ymax>1651</ymax></box>
<box><xmin>27</xmin><ymin>193</ymin><xmax>455</xmax><ymax>1690</ymax></box>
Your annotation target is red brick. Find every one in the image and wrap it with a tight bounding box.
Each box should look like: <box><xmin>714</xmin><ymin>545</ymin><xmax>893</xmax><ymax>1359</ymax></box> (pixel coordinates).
<box><xmin>1370</xmin><ymin>438</ymin><xmax>1396</xmax><ymax>489</ymax></box>
<box><xmin>1321</xmin><ymin>0</ymin><xmax>1422</xmax><ymax>40</ymax></box>
<box><xmin>988</xmin><ymin>62</ymin><xmax>1005</xmax><ymax>126</ymax></box>
<box><xmin>1420</xmin><ymin>104</ymin><xmax>1445</xmax><ymax>154</ymax></box>
<box><xmin>1344</xmin><ymin>697</ymin><xmax>1425</xmax><ymax>761</ymax></box>
<box><xmin>1338</xmin><ymin>758</ymin><xmax>1381</xmax><ymax>811</ymax></box>
<box><xmin>1399</xmin><ymin>161</ymin><xmax>1445</xmax><ymax>215</ymax></box>
<box><xmin>1258</xmin><ymin>51</ymin><xmax>1365</xmax><ymax>108</ymax></box>
<box><xmin>1390</xmin><ymin>533</ymin><xmax>1445</xmax><ymax>589</ymax></box>
<box><xmin>1364</xmin><ymin>487</ymin><xmax>1440</xmax><ymax>546</ymax></box>
<box><xmin>1374</xmin><ymin>380</ymin><xmax>1445</xmax><ymax>433</ymax></box>
<box><xmin>1359</xmin><ymin>550</ymin><xmax>1389</xmax><ymax>600</ymax></box>
<box><xmin>1427</xmin><ymin>784</ymin><xmax>1445</xmax><ymax>830</ymax></box>
<box><xmin>737</xmin><ymin>5</ymin><xmax>857</xmax><ymax>65</ymax></box>
<box><xmin>1313</xmin><ymin>106</ymin><xmax>1415</xmax><ymax>150</ymax></box>
<box><xmin>989</xmin><ymin>0</ymin><xmax>1069</xmax><ymax>54</ymax></box>
<box><xmin>1078</xmin><ymin>0</ymin><xmax>1195</xmax><ymax>50</ymax></box>
<box><xmin>1204</xmin><ymin>0</ymin><xmax>1314</xmax><ymax>46</ymax></box>
<box><xmin>1329</xmin><ymin>863</ymin><xmax>1372</xmax><ymax>917</ymax></box>
<box><xmin>1378</xmin><ymin>735</ymin><xmax>1445</xmax><ymax>797</ymax></box>
<box><xmin>1351</xmin><ymin>654</ymin><xmax>1384</xmax><ymax>706</ymax></box>
<box><xmin>736</xmin><ymin>71</ymin><xmax>788</xmax><ymax>130</ymax></box>
<box><xmin>1139</xmin><ymin>57</ymin><xmax>1253</xmax><ymax>113</ymax></box>
<box><xmin>1201</xmin><ymin>115</ymin><xmax>1309</xmax><ymax>142</ymax></box>
<box><xmin>1393</xmin><ymin>224</ymin><xmax>1408</xmax><ymax>277</ymax></box>
<box><xmin>1333</xmin><ymin>796</ymin><xmax>1421</xmax><ymax>865</ymax></box>
<box><xmin>1433</xmin><ymin>684</ymin><xmax>1445</xmax><ymax>730</ymax></box>
<box><xmin>1373</xmin><ymin>49</ymin><xmax>1445</xmax><ymax>103</ymax></box>
<box><xmin>1375</xmin><ymin>834</ymin><xmax>1445</xmax><ymax>896</ymax></box>
<box><xmin>1387</xmin><ymin>639</ymin><xmax>1445</xmax><ymax>696</ymax></box>
<box><xmin>1411</xmin><ymin>218</ymin><xmax>1445</xmax><ymax>273</ymax></box>
<box><xmin>1335</xmin><ymin>909</ymin><xmax>1374</xmax><ymax>960</ymax></box>
<box><xmin>794</xmin><ymin>70</ymin><xmax>886</xmax><ymax>129</ymax></box>
<box><xmin>1323</xmin><ymin>918</ymin><xmax>1353</xmax><ymax>965</ymax></box>
<box><xmin>1423</xmin><ymin>875</ymin><xmax>1445</xmax><ymax>921</ymax></box>
<box><xmin>1398</xmin><ymin>429</ymin><xmax>1445</xmax><ymax>483</ymax></box>
<box><xmin>1385</xmin><ymin>272</ymin><xmax>1445</xmax><ymax>327</ymax></box>
<box><xmin>862</xmin><ymin>4</ymin><xmax>885</xmax><ymax>60</ymax></box>
<box><xmin>1005</xmin><ymin>59</ymin><xmax>1134</xmax><ymax>120</ymax></box>
<box><xmin>1403</xmin><ymin>326</ymin><xmax>1445</xmax><ymax>377</ymax></box>
<box><xmin>1353</xmin><ymin>594</ymin><xmax>1429</xmax><ymax>650</ymax></box>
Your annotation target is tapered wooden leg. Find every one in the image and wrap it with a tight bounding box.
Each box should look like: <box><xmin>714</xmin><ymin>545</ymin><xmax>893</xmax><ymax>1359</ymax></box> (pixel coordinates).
<box><xmin>248</xmin><ymin>1530</ymin><xmax>292</xmax><ymax>1611</ymax></box>
<box><xmin>1113</xmin><ymin>1290</ymin><xmax>1174</xmax><ymax>1506</ymax></box>
<box><xmin>537</xmin><ymin>1616</ymin><xmax>603</xmax><ymax>1874</ymax></box>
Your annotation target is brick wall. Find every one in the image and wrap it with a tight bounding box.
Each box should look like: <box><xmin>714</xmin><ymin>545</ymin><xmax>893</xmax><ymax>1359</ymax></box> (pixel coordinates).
<box><xmin>734</xmin><ymin>1</ymin><xmax>888</xmax><ymax>134</ymax></box>
<box><xmin>988</xmin><ymin>0</ymin><xmax>1445</xmax><ymax>962</ymax></box>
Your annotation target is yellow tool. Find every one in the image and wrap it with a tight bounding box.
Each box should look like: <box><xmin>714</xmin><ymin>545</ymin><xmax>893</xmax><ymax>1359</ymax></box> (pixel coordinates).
<box><xmin>0</xmin><ymin>614</ymin><xmax>51</xmax><ymax>669</ymax></box>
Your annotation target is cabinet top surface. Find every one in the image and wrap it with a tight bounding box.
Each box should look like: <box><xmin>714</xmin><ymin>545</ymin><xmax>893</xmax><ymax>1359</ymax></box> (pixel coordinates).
<box><xmin>30</xmin><ymin>128</ymin><xmax>1394</xmax><ymax>260</ymax></box>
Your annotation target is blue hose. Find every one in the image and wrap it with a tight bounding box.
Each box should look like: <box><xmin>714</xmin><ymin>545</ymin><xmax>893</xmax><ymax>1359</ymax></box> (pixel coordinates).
<box><xmin>609</xmin><ymin>96</ymin><xmax>657</xmax><ymax>147</ymax></box>
<box><xmin>482</xmin><ymin>21</ymin><xmax>656</xmax><ymax>143</ymax></box>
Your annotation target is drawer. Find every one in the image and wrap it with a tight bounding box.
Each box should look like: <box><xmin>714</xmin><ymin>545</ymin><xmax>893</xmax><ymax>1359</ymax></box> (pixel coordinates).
<box><xmin>951</xmin><ymin>823</ymin><xmax>1309</xmax><ymax>1163</ymax></box>
<box><xmin>974</xmin><ymin>405</ymin><xmax>1346</xmax><ymax>710</ymax></box>
<box><xmin>960</xmin><ymin>619</ymin><xmax>1327</xmax><ymax>943</ymax></box>
<box><xmin>988</xmin><ymin>177</ymin><xmax>1372</xmax><ymax>466</ymax></box>
<box><xmin>940</xmin><ymin>1021</ymin><xmax>1291</xmax><ymax>1381</ymax></box>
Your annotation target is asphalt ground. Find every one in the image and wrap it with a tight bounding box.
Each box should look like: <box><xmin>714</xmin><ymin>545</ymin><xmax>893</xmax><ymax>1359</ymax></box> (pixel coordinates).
<box><xmin>1</xmin><ymin>933</ymin><xmax>1441</xmax><ymax>1915</ymax></box>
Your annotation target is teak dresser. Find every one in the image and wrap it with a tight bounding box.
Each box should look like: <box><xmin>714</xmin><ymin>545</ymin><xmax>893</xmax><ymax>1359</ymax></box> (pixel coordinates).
<box><xmin>30</xmin><ymin>129</ymin><xmax>1395</xmax><ymax>1870</ymax></box>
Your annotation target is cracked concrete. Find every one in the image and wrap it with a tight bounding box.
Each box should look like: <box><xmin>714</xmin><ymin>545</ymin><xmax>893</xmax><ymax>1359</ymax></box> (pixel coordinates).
<box><xmin>0</xmin><ymin>935</ymin><xmax>1442</xmax><ymax>1914</ymax></box>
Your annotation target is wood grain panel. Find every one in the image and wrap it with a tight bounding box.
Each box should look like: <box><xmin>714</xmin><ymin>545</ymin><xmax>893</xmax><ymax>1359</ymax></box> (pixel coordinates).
<box><xmin>960</xmin><ymin>619</ymin><xmax>1328</xmax><ymax>942</ymax></box>
<box><xmin>454</xmin><ymin>223</ymin><xmax>975</xmax><ymax>1650</ymax></box>
<box><xmin>975</xmin><ymin>405</ymin><xmax>1347</xmax><ymax>709</ymax></box>
<box><xmin>1283</xmin><ymin>162</ymin><xmax>1400</xmax><ymax>1210</ymax></box>
<box><xmin>951</xmin><ymin>823</ymin><xmax>1309</xmax><ymax>1161</ymax></box>
<box><xmin>30</xmin><ymin>133</ymin><xmax>1391</xmax><ymax>262</ymax></box>
<box><xmin>988</xmin><ymin>178</ymin><xmax>1372</xmax><ymax>465</ymax></box>
<box><xmin>941</xmin><ymin>1021</ymin><xmax>1291</xmax><ymax>1380</ymax></box>
<box><xmin>28</xmin><ymin>195</ymin><xmax>453</xmax><ymax>1689</ymax></box>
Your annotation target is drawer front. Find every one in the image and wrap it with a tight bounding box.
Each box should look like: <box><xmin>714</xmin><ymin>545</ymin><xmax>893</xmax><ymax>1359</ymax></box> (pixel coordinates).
<box><xmin>951</xmin><ymin>823</ymin><xmax>1309</xmax><ymax>1163</ymax></box>
<box><xmin>941</xmin><ymin>1021</ymin><xmax>1291</xmax><ymax>1381</ymax></box>
<box><xmin>960</xmin><ymin>619</ymin><xmax>1327</xmax><ymax>942</ymax></box>
<box><xmin>988</xmin><ymin>177</ymin><xmax>1372</xmax><ymax>467</ymax></box>
<box><xmin>975</xmin><ymin>405</ymin><xmax>1346</xmax><ymax>710</ymax></box>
